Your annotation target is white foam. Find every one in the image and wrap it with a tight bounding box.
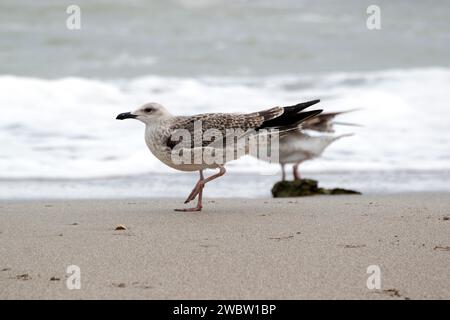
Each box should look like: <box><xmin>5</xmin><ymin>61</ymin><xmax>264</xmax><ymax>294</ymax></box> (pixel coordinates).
<box><xmin>1</xmin><ymin>67</ymin><xmax>449</xmax><ymax>179</ymax></box>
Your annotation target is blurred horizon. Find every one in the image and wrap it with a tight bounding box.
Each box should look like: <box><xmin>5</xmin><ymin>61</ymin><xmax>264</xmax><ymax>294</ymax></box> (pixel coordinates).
<box><xmin>1</xmin><ymin>0</ymin><xmax>450</xmax><ymax>78</ymax></box>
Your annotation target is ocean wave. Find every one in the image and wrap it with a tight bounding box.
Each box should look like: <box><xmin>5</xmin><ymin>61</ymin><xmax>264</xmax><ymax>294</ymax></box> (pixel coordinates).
<box><xmin>1</xmin><ymin>67</ymin><xmax>450</xmax><ymax>179</ymax></box>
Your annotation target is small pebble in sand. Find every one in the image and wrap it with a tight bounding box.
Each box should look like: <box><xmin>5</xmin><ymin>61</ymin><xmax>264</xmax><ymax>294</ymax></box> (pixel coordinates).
<box><xmin>380</xmin><ymin>288</ymin><xmax>410</xmax><ymax>299</ymax></box>
<box><xmin>269</xmin><ymin>235</ymin><xmax>294</xmax><ymax>241</ymax></box>
<box><xmin>433</xmin><ymin>246</ymin><xmax>450</xmax><ymax>251</ymax></box>
<box><xmin>115</xmin><ymin>225</ymin><xmax>127</xmax><ymax>230</ymax></box>
<box><xmin>16</xmin><ymin>274</ymin><xmax>31</xmax><ymax>281</ymax></box>
<box><xmin>113</xmin><ymin>282</ymin><xmax>126</xmax><ymax>288</ymax></box>
<box><xmin>341</xmin><ymin>244</ymin><xmax>366</xmax><ymax>249</ymax></box>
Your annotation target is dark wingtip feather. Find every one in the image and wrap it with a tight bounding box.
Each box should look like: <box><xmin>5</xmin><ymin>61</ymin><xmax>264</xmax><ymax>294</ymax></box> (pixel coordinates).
<box><xmin>284</xmin><ymin>99</ymin><xmax>321</xmax><ymax>112</ymax></box>
<box><xmin>297</xmin><ymin>109</ymin><xmax>323</xmax><ymax>123</ymax></box>
<box><xmin>257</xmin><ymin>107</ymin><xmax>323</xmax><ymax>130</ymax></box>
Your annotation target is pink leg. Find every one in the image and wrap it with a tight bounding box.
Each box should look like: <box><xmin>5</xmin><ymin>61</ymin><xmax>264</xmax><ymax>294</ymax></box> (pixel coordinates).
<box><xmin>186</xmin><ymin>165</ymin><xmax>226</xmax><ymax>202</ymax></box>
<box><xmin>293</xmin><ymin>163</ymin><xmax>301</xmax><ymax>180</ymax></box>
<box><xmin>175</xmin><ymin>170</ymin><xmax>204</xmax><ymax>212</ymax></box>
<box><xmin>281</xmin><ymin>164</ymin><xmax>286</xmax><ymax>181</ymax></box>
<box><xmin>175</xmin><ymin>188</ymin><xmax>203</xmax><ymax>212</ymax></box>
<box><xmin>175</xmin><ymin>166</ymin><xmax>226</xmax><ymax>212</ymax></box>
<box><xmin>184</xmin><ymin>170</ymin><xmax>204</xmax><ymax>204</ymax></box>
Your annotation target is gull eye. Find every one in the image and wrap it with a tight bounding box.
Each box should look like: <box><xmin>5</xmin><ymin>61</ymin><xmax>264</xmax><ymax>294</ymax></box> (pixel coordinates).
<box><xmin>143</xmin><ymin>107</ymin><xmax>154</xmax><ymax>113</ymax></box>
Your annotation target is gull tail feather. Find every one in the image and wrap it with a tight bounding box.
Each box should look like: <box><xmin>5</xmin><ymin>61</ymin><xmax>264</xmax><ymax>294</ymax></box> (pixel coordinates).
<box><xmin>332</xmin><ymin>121</ymin><xmax>363</xmax><ymax>127</ymax></box>
<box><xmin>332</xmin><ymin>133</ymin><xmax>355</xmax><ymax>141</ymax></box>
<box><xmin>325</xmin><ymin>108</ymin><xmax>361</xmax><ymax>117</ymax></box>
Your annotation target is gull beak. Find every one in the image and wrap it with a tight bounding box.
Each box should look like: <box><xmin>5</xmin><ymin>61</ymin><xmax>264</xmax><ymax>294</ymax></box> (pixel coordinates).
<box><xmin>116</xmin><ymin>112</ymin><xmax>137</xmax><ymax>120</ymax></box>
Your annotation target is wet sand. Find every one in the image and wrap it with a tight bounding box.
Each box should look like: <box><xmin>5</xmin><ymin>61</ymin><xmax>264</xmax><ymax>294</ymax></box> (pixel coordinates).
<box><xmin>0</xmin><ymin>193</ymin><xmax>449</xmax><ymax>299</ymax></box>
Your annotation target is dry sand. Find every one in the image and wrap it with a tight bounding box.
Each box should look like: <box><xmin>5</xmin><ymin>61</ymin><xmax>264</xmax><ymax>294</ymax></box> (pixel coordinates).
<box><xmin>0</xmin><ymin>193</ymin><xmax>449</xmax><ymax>299</ymax></box>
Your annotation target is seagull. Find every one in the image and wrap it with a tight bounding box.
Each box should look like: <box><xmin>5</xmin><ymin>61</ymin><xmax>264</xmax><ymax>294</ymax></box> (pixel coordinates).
<box><xmin>116</xmin><ymin>100</ymin><xmax>322</xmax><ymax>211</ymax></box>
<box><xmin>279</xmin><ymin>131</ymin><xmax>354</xmax><ymax>181</ymax></box>
<box><xmin>278</xmin><ymin>110</ymin><xmax>358</xmax><ymax>181</ymax></box>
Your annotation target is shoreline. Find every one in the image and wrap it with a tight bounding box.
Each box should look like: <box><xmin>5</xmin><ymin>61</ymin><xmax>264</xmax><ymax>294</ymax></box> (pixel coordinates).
<box><xmin>2</xmin><ymin>170</ymin><xmax>450</xmax><ymax>201</ymax></box>
<box><xmin>1</xmin><ymin>193</ymin><xmax>449</xmax><ymax>299</ymax></box>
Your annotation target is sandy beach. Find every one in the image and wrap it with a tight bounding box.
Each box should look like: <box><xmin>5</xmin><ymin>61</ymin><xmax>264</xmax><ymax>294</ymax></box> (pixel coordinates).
<box><xmin>0</xmin><ymin>193</ymin><xmax>449</xmax><ymax>300</ymax></box>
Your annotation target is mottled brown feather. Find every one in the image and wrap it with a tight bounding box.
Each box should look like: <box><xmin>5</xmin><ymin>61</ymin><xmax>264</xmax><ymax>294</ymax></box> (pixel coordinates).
<box><xmin>166</xmin><ymin>107</ymin><xmax>283</xmax><ymax>149</ymax></box>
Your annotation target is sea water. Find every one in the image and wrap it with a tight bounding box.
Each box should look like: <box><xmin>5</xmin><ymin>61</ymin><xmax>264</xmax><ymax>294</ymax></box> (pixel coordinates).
<box><xmin>1</xmin><ymin>0</ymin><xmax>449</xmax><ymax>198</ymax></box>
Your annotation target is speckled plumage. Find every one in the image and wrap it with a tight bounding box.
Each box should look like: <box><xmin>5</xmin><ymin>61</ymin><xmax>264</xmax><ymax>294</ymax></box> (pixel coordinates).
<box><xmin>142</xmin><ymin>101</ymin><xmax>322</xmax><ymax>172</ymax></box>
<box><xmin>165</xmin><ymin>107</ymin><xmax>283</xmax><ymax>149</ymax></box>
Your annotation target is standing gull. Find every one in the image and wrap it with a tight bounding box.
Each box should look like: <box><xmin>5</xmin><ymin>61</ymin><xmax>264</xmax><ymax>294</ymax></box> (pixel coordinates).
<box><xmin>277</xmin><ymin>110</ymin><xmax>358</xmax><ymax>181</ymax></box>
<box><xmin>116</xmin><ymin>100</ymin><xmax>322</xmax><ymax>211</ymax></box>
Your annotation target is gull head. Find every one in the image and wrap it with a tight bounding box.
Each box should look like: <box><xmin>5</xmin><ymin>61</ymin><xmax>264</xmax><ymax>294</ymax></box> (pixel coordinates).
<box><xmin>116</xmin><ymin>102</ymin><xmax>171</xmax><ymax>124</ymax></box>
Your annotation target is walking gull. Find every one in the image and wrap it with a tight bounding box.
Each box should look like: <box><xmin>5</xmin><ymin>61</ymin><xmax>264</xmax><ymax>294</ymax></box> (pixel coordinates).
<box><xmin>116</xmin><ymin>100</ymin><xmax>322</xmax><ymax>211</ymax></box>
